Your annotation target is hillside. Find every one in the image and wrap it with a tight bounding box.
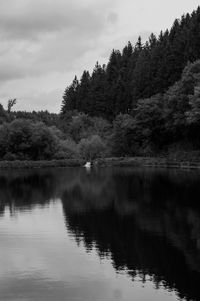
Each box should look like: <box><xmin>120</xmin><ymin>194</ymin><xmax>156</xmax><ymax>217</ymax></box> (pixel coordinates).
<box><xmin>61</xmin><ymin>7</ymin><xmax>200</xmax><ymax>120</ymax></box>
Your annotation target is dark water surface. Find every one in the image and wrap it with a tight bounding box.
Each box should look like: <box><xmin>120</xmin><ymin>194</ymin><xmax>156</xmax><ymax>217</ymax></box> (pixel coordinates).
<box><xmin>0</xmin><ymin>167</ymin><xmax>199</xmax><ymax>301</ymax></box>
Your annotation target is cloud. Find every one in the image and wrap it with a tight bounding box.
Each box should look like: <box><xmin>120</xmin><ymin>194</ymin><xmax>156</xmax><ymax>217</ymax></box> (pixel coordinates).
<box><xmin>0</xmin><ymin>0</ymin><xmax>113</xmax><ymax>41</ymax></box>
<box><xmin>107</xmin><ymin>13</ymin><xmax>118</xmax><ymax>25</ymax></box>
<box><xmin>0</xmin><ymin>0</ymin><xmax>118</xmax><ymax>85</ymax></box>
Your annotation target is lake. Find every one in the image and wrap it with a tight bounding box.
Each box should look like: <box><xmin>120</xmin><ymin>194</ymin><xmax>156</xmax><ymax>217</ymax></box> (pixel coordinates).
<box><xmin>0</xmin><ymin>167</ymin><xmax>199</xmax><ymax>301</ymax></box>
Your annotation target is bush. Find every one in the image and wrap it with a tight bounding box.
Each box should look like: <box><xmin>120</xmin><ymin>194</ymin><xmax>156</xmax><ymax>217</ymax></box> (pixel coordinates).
<box><xmin>3</xmin><ymin>152</ymin><xmax>18</xmax><ymax>161</ymax></box>
<box><xmin>0</xmin><ymin>119</ymin><xmax>62</xmax><ymax>161</ymax></box>
<box><xmin>78</xmin><ymin>135</ymin><xmax>106</xmax><ymax>160</ymax></box>
<box><xmin>55</xmin><ymin>139</ymin><xmax>78</xmax><ymax>159</ymax></box>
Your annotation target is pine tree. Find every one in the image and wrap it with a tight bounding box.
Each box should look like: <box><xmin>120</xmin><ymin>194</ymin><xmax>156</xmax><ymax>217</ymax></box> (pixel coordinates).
<box><xmin>89</xmin><ymin>62</ymin><xmax>107</xmax><ymax>117</ymax></box>
<box><xmin>61</xmin><ymin>76</ymin><xmax>79</xmax><ymax>114</ymax></box>
<box><xmin>77</xmin><ymin>71</ymin><xmax>91</xmax><ymax>113</ymax></box>
<box><xmin>106</xmin><ymin>50</ymin><xmax>121</xmax><ymax>118</ymax></box>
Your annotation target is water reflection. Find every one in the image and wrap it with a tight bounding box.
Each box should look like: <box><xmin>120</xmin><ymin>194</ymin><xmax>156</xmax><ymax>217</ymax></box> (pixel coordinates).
<box><xmin>0</xmin><ymin>167</ymin><xmax>200</xmax><ymax>300</ymax></box>
<box><xmin>61</xmin><ymin>168</ymin><xmax>200</xmax><ymax>301</ymax></box>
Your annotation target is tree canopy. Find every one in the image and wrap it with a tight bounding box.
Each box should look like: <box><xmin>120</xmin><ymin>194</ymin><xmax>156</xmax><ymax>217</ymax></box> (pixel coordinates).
<box><xmin>61</xmin><ymin>7</ymin><xmax>200</xmax><ymax>120</ymax></box>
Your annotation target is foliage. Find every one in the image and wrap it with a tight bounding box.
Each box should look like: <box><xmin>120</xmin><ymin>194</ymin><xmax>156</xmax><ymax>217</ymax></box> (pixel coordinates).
<box><xmin>61</xmin><ymin>7</ymin><xmax>200</xmax><ymax>119</ymax></box>
<box><xmin>7</xmin><ymin>98</ymin><xmax>17</xmax><ymax>113</ymax></box>
<box><xmin>111</xmin><ymin>114</ymin><xmax>135</xmax><ymax>156</ymax></box>
<box><xmin>55</xmin><ymin>139</ymin><xmax>78</xmax><ymax>159</ymax></box>
<box><xmin>0</xmin><ymin>104</ymin><xmax>6</xmax><ymax>124</ymax></box>
<box><xmin>109</xmin><ymin>59</ymin><xmax>200</xmax><ymax>155</ymax></box>
<box><xmin>134</xmin><ymin>94</ymin><xmax>165</xmax><ymax>149</ymax></box>
<box><xmin>68</xmin><ymin>113</ymin><xmax>93</xmax><ymax>142</ymax></box>
<box><xmin>78</xmin><ymin>135</ymin><xmax>106</xmax><ymax>160</ymax></box>
<box><xmin>9</xmin><ymin>110</ymin><xmax>60</xmax><ymax>127</ymax></box>
<box><xmin>61</xmin><ymin>112</ymin><xmax>111</xmax><ymax>143</ymax></box>
<box><xmin>0</xmin><ymin>119</ymin><xmax>77</xmax><ymax>161</ymax></box>
<box><xmin>30</xmin><ymin>123</ymin><xmax>59</xmax><ymax>160</ymax></box>
<box><xmin>186</xmin><ymin>94</ymin><xmax>200</xmax><ymax>124</ymax></box>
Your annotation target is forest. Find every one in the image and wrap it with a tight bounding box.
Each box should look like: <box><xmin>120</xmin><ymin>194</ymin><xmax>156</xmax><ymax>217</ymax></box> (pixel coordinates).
<box><xmin>1</xmin><ymin>7</ymin><xmax>200</xmax><ymax>161</ymax></box>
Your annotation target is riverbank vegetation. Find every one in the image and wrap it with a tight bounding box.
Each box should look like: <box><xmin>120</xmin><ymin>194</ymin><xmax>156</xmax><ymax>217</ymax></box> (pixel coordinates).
<box><xmin>1</xmin><ymin>7</ymin><xmax>200</xmax><ymax>161</ymax></box>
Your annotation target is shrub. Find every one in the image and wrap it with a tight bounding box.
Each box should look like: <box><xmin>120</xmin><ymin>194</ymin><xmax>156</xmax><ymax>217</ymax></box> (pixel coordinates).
<box><xmin>78</xmin><ymin>135</ymin><xmax>106</xmax><ymax>161</ymax></box>
<box><xmin>55</xmin><ymin>139</ymin><xmax>78</xmax><ymax>159</ymax></box>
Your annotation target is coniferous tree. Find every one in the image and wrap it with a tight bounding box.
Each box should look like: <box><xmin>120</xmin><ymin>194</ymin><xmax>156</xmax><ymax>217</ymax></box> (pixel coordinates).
<box><xmin>89</xmin><ymin>62</ymin><xmax>107</xmax><ymax>116</ymax></box>
<box><xmin>61</xmin><ymin>76</ymin><xmax>79</xmax><ymax>114</ymax></box>
<box><xmin>77</xmin><ymin>71</ymin><xmax>91</xmax><ymax>113</ymax></box>
<box><xmin>115</xmin><ymin>41</ymin><xmax>133</xmax><ymax>113</ymax></box>
<box><xmin>106</xmin><ymin>50</ymin><xmax>121</xmax><ymax>118</ymax></box>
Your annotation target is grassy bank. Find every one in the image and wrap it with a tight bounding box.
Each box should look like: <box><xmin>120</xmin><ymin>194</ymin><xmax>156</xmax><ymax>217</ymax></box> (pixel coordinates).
<box><xmin>95</xmin><ymin>157</ymin><xmax>200</xmax><ymax>169</ymax></box>
<box><xmin>0</xmin><ymin>159</ymin><xmax>85</xmax><ymax>169</ymax></box>
<box><xmin>1</xmin><ymin>156</ymin><xmax>200</xmax><ymax>170</ymax></box>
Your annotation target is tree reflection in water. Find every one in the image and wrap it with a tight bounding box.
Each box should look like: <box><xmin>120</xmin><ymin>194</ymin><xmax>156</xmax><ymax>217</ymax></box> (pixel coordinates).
<box><xmin>0</xmin><ymin>167</ymin><xmax>200</xmax><ymax>301</ymax></box>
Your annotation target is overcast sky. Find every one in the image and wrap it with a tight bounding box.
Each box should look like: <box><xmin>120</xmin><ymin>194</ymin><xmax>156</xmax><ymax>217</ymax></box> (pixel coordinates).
<box><xmin>0</xmin><ymin>0</ymin><xmax>199</xmax><ymax>112</ymax></box>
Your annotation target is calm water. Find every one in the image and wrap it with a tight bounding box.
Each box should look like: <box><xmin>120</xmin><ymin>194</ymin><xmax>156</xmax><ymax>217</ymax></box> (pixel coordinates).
<box><xmin>0</xmin><ymin>167</ymin><xmax>199</xmax><ymax>301</ymax></box>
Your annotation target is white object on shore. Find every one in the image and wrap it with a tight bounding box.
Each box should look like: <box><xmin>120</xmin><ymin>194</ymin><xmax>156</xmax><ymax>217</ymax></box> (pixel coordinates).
<box><xmin>84</xmin><ymin>161</ymin><xmax>91</xmax><ymax>168</ymax></box>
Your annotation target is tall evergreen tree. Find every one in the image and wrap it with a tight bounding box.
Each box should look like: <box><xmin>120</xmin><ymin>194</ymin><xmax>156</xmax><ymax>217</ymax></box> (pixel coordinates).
<box><xmin>61</xmin><ymin>76</ymin><xmax>79</xmax><ymax>114</ymax></box>
<box><xmin>89</xmin><ymin>62</ymin><xmax>107</xmax><ymax>117</ymax></box>
<box><xmin>77</xmin><ymin>71</ymin><xmax>91</xmax><ymax>113</ymax></box>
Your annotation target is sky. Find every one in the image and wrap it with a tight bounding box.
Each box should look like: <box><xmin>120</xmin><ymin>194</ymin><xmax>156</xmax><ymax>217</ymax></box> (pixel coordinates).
<box><xmin>0</xmin><ymin>0</ymin><xmax>199</xmax><ymax>113</ymax></box>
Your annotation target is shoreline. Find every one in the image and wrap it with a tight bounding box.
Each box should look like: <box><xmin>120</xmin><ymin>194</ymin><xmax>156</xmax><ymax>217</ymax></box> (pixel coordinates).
<box><xmin>94</xmin><ymin>157</ymin><xmax>200</xmax><ymax>170</ymax></box>
<box><xmin>0</xmin><ymin>159</ymin><xmax>85</xmax><ymax>169</ymax></box>
<box><xmin>1</xmin><ymin>157</ymin><xmax>200</xmax><ymax>170</ymax></box>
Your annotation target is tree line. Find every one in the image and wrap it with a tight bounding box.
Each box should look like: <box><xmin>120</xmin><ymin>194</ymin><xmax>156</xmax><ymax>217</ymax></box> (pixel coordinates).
<box><xmin>0</xmin><ymin>104</ymin><xmax>110</xmax><ymax>160</ymax></box>
<box><xmin>61</xmin><ymin>6</ymin><xmax>200</xmax><ymax>120</ymax></box>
